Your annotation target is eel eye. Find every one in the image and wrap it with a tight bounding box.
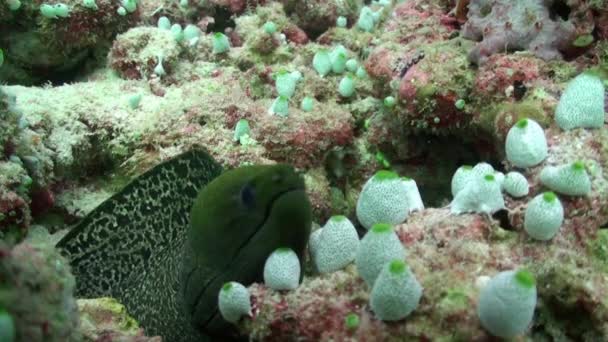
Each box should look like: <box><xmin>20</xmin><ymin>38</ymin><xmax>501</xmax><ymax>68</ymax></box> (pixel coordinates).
<box><xmin>240</xmin><ymin>184</ymin><xmax>255</xmax><ymax>208</ymax></box>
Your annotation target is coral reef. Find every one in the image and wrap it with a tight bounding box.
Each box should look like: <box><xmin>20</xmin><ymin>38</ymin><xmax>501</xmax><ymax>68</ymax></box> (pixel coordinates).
<box><xmin>0</xmin><ymin>230</ymin><xmax>80</xmax><ymax>341</ymax></box>
<box><xmin>78</xmin><ymin>297</ymin><xmax>161</xmax><ymax>341</ymax></box>
<box><xmin>0</xmin><ymin>0</ymin><xmax>139</xmax><ymax>85</ymax></box>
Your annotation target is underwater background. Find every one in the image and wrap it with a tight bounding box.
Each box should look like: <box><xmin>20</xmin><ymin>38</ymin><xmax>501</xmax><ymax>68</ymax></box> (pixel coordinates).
<box><xmin>1</xmin><ymin>0</ymin><xmax>608</xmax><ymax>341</ymax></box>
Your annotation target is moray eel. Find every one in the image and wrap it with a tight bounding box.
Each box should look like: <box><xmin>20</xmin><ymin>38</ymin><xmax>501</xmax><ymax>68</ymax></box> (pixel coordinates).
<box><xmin>55</xmin><ymin>149</ymin><xmax>312</xmax><ymax>341</ymax></box>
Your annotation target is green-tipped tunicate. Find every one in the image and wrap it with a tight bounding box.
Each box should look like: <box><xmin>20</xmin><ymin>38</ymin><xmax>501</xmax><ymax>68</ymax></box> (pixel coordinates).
<box><xmin>308</xmin><ymin>228</ymin><xmax>323</xmax><ymax>256</ymax></box>
<box><xmin>477</xmin><ymin>269</ymin><xmax>537</xmax><ymax>338</ymax></box>
<box><xmin>539</xmin><ymin>161</ymin><xmax>591</xmax><ymax>196</ymax></box>
<box><xmin>356</xmin><ymin>170</ymin><xmax>410</xmax><ymax>229</ymax></box>
<box><xmin>346</xmin><ymin>59</ymin><xmax>358</xmax><ymax>72</ymax></box>
<box><xmin>357</xmin><ymin>6</ymin><xmax>375</xmax><ymax>32</ymax></box>
<box><xmin>502</xmin><ymin>171</ymin><xmax>529</xmax><ymax>198</ymax></box>
<box><xmin>128</xmin><ymin>93</ymin><xmax>142</xmax><ymax>110</ymax></box>
<box><xmin>505</xmin><ymin>118</ymin><xmax>547</xmax><ymax>168</ymax></box>
<box><xmin>218</xmin><ymin>282</ymin><xmax>251</xmax><ymax>324</ymax></box>
<box><xmin>555</xmin><ymin>73</ymin><xmax>605</xmax><ymax>130</ymax></box>
<box><xmin>451</xmin><ymin>165</ymin><xmax>473</xmax><ymax>197</ymax></box>
<box><xmin>355</xmin><ymin>223</ymin><xmax>406</xmax><ymax>287</ymax></box>
<box><xmin>356</xmin><ymin>66</ymin><xmax>367</xmax><ymax>78</ymax></box>
<box><xmin>171</xmin><ymin>24</ymin><xmax>184</xmax><ymax>42</ymax></box>
<box><xmin>524</xmin><ymin>192</ymin><xmax>563</xmax><ymax>240</ymax></box>
<box><xmin>330</xmin><ymin>45</ymin><xmax>348</xmax><ymax>74</ymax></box>
<box><xmin>269</xmin><ymin>96</ymin><xmax>289</xmax><ymax>117</ymax></box>
<box><xmin>300</xmin><ymin>97</ymin><xmax>314</xmax><ymax>112</ymax></box>
<box><xmin>314</xmin><ymin>216</ymin><xmax>360</xmax><ymax>273</ymax></box>
<box><xmin>275</xmin><ymin>70</ymin><xmax>298</xmax><ymax>98</ymax></box>
<box><xmin>233</xmin><ymin>119</ymin><xmax>250</xmax><ymax>143</ymax></box>
<box><xmin>370</xmin><ymin>260</ymin><xmax>422</xmax><ymax>321</ymax></box>
<box><xmin>451</xmin><ymin>172</ymin><xmax>504</xmax><ymax>215</ymax></box>
<box><xmin>313</xmin><ymin>49</ymin><xmax>331</xmax><ymax>77</ymax></box>
<box><xmin>338</xmin><ymin>75</ymin><xmax>355</xmax><ymax>97</ymax></box>
<box><xmin>451</xmin><ymin>162</ymin><xmax>496</xmax><ymax>197</ymax></box>
<box><xmin>263</xmin><ymin>247</ymin><xmax>301</xmax><ymax>290</ymax></box>
<box><xmin>184</xmin><ymin>24</ymin><xmax>201</xmax><ymax>45</ymax></box>
<box><xmin>401</xmin><ymin>177</ymin><xmax>424</xmax><ymax>213</ymax></box>
<box><xmin>158</xmin><ymin>16</ymin><xmax>171</xmax><ymax>30</ymax></box>
<box><xmin>212</xmin><ymin>32</ymin><xmax>230</xmax><ymax>54</ymax></box>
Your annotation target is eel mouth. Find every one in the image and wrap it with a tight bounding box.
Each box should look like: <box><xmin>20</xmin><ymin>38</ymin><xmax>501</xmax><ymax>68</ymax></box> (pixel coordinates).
<box><xmin>188</xmin><ymin>186</ymin><xmax>307</xmax><ymax>330</ymax></box>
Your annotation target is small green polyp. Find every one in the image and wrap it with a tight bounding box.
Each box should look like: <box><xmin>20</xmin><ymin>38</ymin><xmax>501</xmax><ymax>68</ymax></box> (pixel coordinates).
<box><xmin>344</xmin><ymin>313</ymin><xmax>359</xmax><ymax>330</ymax></box>
<box><xmin>516</xmin><ymin>118</ymin><xmax>528</xmax><ymax>128</ymax></box>
<box><xmin>330</xmin><ymin>215</ymin><xmax>346</xmax><ymax>222</ymax></box>
<box><xmin>371</xmin><ymin>223</ymin><xmax>393</xmax><ymax>233</ymax></box>
<box><xmin>374</xmin><ymin>170</ymin><xmax>398</xmax><ymax>181</ymax></box>
<box><xmin>388</xmin><ymin>259</ymin><xmax>407</xmax><ymax>274</ymax></box>
<box><xmin>212</xmin><ymin>33</ymin><xmax>230</xmax><ymax>54</ymax></box>
<box><xmin>514</xmin><ymin>269</ymin><xmax>535</xmax><ymax>289</ymax></box>
<box><xmin>222</xmin><ymin>282</ymin><xmax>232</xmax><ymax>292</ymax></box>
<box><xmin>572</xmin><ymin>161</ymin><xmax>585</xmax><ymax>172</ymax></box>
<box><xmin>542</xmin><ymin>191</ymin><xmax>557</xmax><ymax>203</ymax></box>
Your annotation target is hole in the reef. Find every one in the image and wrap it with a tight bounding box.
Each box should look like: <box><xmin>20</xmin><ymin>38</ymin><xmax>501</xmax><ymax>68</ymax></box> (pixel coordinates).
<box><xmin>0</xmin><ymin>47</ymin><xmax>101</xmax><ymax>86</ymax></box>
<box><xmin>542</xmin><ymin>297</ymin><xmax>599</xmax><ymax>338</ymax></box>
<box><xmin>492</xmin><ymin>209</ymin><xmax>513</xmax><ymax>231</ymax></box>
<box><xmin>207</xmin><ymin>7</ymin><xmax>236</xmax><ymax>33</ymax></box>
<box><xmin>549</xmin><ymin>0</ymin><xmax>571</xmax><ymax>21</ymax></box>
<box><xmin>392</xmin><ymin>134</ymin><xmax>502</xmax><ymax>207</ymax></box>
<box><xmin>513</xmin><ymin>80</ymin><xmax>527</xmax><ymax>100</ymax></box>
<box><xmin>325</xmin><ymin>132</ymin><xmax>503</xmax><ymax>209</ymax></box>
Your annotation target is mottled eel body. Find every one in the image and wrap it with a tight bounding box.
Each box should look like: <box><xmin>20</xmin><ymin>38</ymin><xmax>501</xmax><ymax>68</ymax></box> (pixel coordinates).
<box><xmin>56</xmin><ymin>150</ymin><xmax>312</xmax><ymax>341</ymax></box>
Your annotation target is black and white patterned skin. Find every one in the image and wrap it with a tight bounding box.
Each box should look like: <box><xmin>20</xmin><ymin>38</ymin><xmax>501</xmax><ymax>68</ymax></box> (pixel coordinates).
<box><xmin>56</xmin><ymin>149</ymin><xmax>223</xmax><ymax>342</ymax></box>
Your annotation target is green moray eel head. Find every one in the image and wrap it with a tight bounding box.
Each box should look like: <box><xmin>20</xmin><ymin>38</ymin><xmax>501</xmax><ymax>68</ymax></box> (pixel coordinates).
<box><xmin>183</xmin><ymin>163</ymin><xmax>312</xmax><ymax>338</ymax></box>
